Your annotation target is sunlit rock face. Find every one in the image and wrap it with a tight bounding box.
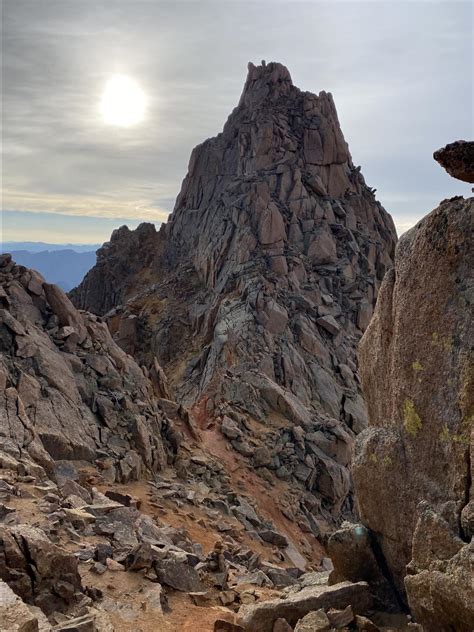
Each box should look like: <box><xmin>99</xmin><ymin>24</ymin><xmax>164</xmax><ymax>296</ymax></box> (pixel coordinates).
<box><xmin>72</xmin><ymin>61</ymin><xmax>397</xmax><ymax>531</ymax></box>
<box><xmin>0</xmin><ymin>254</ymin><xmax>170</xmax><ymax>483</ymax></box>
<box><xmin>355</xmin><ymin>196</ymin><xmax>474</xmax><ymax>629</ymax></box>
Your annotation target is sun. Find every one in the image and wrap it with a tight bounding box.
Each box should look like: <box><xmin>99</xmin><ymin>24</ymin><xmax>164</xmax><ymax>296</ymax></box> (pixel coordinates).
<box><xmin>100</xmin><ymin>75</ymin><xmax>146</xmax><ymax>127</ymax></box>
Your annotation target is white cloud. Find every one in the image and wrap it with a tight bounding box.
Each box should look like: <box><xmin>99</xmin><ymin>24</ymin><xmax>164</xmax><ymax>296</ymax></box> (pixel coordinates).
<box><xmin>2</xmin><ymin>0</ymin><xmax>472</xmax><ymax>242</ymax></box>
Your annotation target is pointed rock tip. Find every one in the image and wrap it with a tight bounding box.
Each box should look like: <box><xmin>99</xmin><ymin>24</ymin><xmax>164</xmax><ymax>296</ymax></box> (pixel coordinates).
<box><xmin>246</xmin><ymin>60</ymin><xmax>293</xmax><ymax>84</ymax></box>
<box><xmin>239</xmin><ymin>61</ymin><xmax>293</xmax><ymax>107</ymax></box>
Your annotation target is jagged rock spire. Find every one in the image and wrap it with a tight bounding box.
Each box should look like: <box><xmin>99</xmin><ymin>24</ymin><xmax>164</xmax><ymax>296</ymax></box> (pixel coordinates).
<box><xmin>72</xmin><ymin>62</ymin><xmax>397</xmax><ymax>531</ymax></box>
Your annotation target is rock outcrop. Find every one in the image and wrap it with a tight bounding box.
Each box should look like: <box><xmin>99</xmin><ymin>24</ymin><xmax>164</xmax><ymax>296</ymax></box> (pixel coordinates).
<box><xmin>351</xmin><ymin>195</ymin><xmax>473</xmax><ymax>630</ymax></box>
<box><xmin>70</xmin><ymin>223</ymin><xmax>161</xmax><ymax>316</ymax></box>
<box><xmin>72</xmin><ymin>61</ymin><xmax>397</xmax><ymax>531</ymax></box>
<box><xmin>327</xmin><ymin>522</ymin><xmax>397</xmax><ymax>611</ymax></box>
<box><xmin>0</xmin><ymin>253</ymin><xmax>170</xmax><ymax>482</ymax></box>
<box><xmin>433</xmin><ymin>140</ymin><xmax>474</xmax><ymax>183</ymax></box>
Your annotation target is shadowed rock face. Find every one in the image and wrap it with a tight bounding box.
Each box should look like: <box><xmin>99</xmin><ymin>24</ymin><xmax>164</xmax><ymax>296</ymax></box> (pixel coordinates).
<box><xmin>0</xmin><ymin>254</ymin><xmax>169</xmax><ymax>482</ymax></box>
<box><xmin>355</xmin><ymin>196</ymin><xmax>474</xmax><ymax>630</ymax></box>
<box><xmin>433</xmin><ymin>140</ymin><xmax>474</xmax><ymax>183</ymax></box>
<box><xmin>70</xmin><ymin>223</ymin><xmax>161</xmax><ymax>315</ymax></box>
<box><xmin>72</xmin><ymin>61</ymin><xmax>397</xmax><ymax>530</ymax></box>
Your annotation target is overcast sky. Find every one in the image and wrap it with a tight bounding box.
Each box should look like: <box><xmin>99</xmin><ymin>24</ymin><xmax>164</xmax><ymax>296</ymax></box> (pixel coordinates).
<box><xmin>2</xmin><ymin>0</ymin><xmax>472</xmax><ymax>244</ymax></box>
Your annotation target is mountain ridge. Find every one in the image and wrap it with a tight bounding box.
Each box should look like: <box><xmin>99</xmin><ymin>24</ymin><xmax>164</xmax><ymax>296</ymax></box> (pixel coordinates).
<box><xmin>72</xmin><ymin>60</ymin><xmax>397</xmax><ymax>537</ymax></box>
<box><xmin>2</xmin><ymin>241</ymin><xmax>102</xmax><ymax>253</ymax></box>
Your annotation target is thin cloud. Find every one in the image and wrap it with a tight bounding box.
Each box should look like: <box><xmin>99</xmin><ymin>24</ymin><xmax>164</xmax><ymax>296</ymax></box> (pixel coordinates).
<box><xmin>2</xmin><ymin>0</ymin><xmax>472</xmax><ymax>243</ymax></box>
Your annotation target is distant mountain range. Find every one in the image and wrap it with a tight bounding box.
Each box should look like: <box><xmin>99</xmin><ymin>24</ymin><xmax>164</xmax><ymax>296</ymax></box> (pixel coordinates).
<box><xmin>2</xmin><ymin>241</ymin><xmax>100</xmax><ymax>253</ymax></box>
<box><xmin>1</xmin><ymin>242</ymin><xmax>99</xmax><ymax>291</ymax></box>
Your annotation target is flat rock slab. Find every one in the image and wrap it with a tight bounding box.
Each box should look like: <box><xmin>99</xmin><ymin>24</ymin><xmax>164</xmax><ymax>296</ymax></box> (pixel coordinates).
<box><xmin>238</xmin><ymin>581</ymin><xmax>372</xmax><ymax>632</ymax></box>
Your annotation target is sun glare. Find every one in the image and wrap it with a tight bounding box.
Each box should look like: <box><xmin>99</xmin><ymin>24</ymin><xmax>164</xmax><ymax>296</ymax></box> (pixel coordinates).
<box><xmin>100</xmin><ymin>75</ymin><xmax>146</xmax><ymax>127</ymax></box>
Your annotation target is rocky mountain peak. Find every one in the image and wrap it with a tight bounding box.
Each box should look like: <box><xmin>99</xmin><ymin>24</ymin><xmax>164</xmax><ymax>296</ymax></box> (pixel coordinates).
<box><xmin>72</xmin><ymin>62</ymin><xmax>397</xmax><ymax>536</ymax></box>
<box><xmin>70</xmin><ymin>221</ymin><xmax>161</xmax><ymax>314</ymax></box>
<box><xmin>164</xmin><ymin>59</ymin><xmax>393</xmax><ymax>296</ymax></box>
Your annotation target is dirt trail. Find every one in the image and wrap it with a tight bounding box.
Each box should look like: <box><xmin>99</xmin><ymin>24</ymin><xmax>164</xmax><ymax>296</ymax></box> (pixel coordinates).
<box><xmin>198</xmin><ymin>422</ymin><xmax>325</xmax><ymax>568</ymax></box>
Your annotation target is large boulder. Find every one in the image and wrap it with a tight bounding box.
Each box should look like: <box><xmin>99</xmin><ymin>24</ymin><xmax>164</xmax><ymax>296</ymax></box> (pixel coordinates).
<box><xmin>238</xmin><ymin>581</ymin><xmax>372</xmax><ymax>632</ymax></box>
<box><xmin>327</xmin><ymin>523</ymin><xmax>397</xmax><ymax>610</ymax></box>
<box><xmin>433</xmin><ymin>140</ymin><xmax>474</xmax><ymax>183</ymax></box>
<box><xmin>354</xmin><ymin>196</ymin><xmax>474</xmax><ymax>629</ymax></box>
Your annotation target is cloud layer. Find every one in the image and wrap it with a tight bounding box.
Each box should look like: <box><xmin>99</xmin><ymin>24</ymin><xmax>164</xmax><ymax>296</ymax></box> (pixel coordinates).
<box><xmin>3</xmin><ymin>0</ymin><xmax>472</xmax><ymax>243</ymax></box>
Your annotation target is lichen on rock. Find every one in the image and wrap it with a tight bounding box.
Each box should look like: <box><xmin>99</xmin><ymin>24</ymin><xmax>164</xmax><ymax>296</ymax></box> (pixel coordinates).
<box><xmin>402</xmin><ymin>399</ymin><xmax>422</xmax><ymax>437</ymax></box>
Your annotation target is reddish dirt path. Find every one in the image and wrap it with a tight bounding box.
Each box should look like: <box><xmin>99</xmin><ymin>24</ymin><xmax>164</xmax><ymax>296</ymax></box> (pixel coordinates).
<box><xmin>197</xmin><ymin>419</ymin><xmax>326</xmax><ymax>568</ymax></box>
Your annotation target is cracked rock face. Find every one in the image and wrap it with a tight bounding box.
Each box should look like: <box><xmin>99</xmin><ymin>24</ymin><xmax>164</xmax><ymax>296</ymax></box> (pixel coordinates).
<box><xmin>71</xmin><ymin>61</ymin><xmax>397</xmax><ymax>528</ymax></box>
<box><xmin>0</xmin><ymin>254</ymin><xmax>170</xmax><ymax>482</ymax></box>
<box><xmin>354</xmin><ymin>196</ymin><xmax>474</xmax><ymax>630</ymax></box>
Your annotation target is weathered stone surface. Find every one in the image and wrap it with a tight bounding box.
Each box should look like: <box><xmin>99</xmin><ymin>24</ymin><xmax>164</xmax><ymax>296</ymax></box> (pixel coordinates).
<box><xmin>326</xmin><ymin>604</ymin><xmax>354</xmax><ymax>627</ymax></box>
<box><xmin>294</xmin><ymin>609</ymin><xmax>330</xmax><ymax>631</ymax></box>
<box><xmin>238</xmin><ymin>581</ymin><xmax>372</xmax><ymax>632</ymax></box>
<box><xmin>0</xmin><ymin>579</ymin><xmax>40</xmax><ymax>632</ymax></box>
<box><xmin>43</xmin><ymin>283</ymin><xmax>87</xmax><ymax>343</ymax></box>
<box><xmin>0</xmin><ymin>258</ymin><xmax>168</xmax><ymax>481</ymax></box>
<box><xmin>214</xmin><ymin>621</ymin><xmax>245</xmax><ymax>632</ymax></box>
<box><xmin>355</xmin><ymin>615</ymin><xmax>380</xmax><ymax>631</ymax></box>
<box><xmin>155</xmin><ymin>557</ymin><xmax>205</xmax><ymax>592</ymax></box>
<box><xmin>273</xmin><ymin>618</ymin><xmax>293</xmax><ymax>632</ymax></box>
<box><xmin>316</xmin><ymin>315</ymin><xmax>341</xmax><ymax>336</ymax></box>
<box><xmin>258</xmin><ymin>529</ymin><xmax>288</xmax><ymax>548</ymax></box>
<box><xmin>433</xmin><ymin>140</ymin><xmax>474</xmax><ymax>183</ymax></box>
<box><xmin>327</xmin><ymin>523</ymin><xmax>397</xmax><ymax>609</ymax></box>
<box><xmin>52</xmin><ymin>615</ymin><xmax>95</xmax><ymax>631</ymax></box>
<box><xmin>404</xmin><ymin>502</ymin><xmax>474</xmax><ymax>632</ymax></box>
<box><xmin>354</xmin><ymin>196</ymin><xmax>474</xmax><ymax>628</ymax></box>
